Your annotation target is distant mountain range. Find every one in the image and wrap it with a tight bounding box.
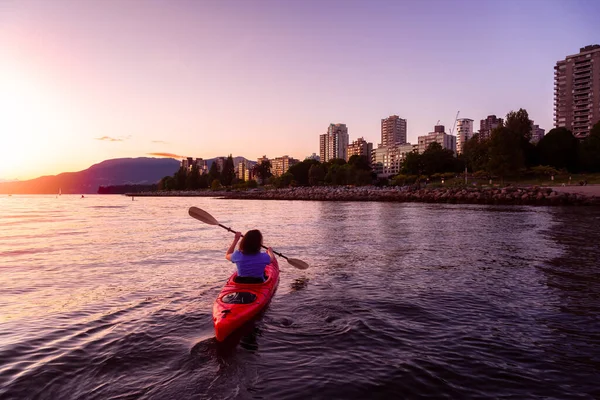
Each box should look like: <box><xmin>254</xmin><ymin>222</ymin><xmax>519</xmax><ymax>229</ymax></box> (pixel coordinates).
<box><xmin>0</xmin><ymin>156</ymin><xmax>256</xmax><ymax>194</ymax></box>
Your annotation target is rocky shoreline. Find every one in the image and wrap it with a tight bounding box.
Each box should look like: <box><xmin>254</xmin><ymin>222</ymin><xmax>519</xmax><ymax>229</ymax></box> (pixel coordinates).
<box><xmin>127</xmin><ymin>186</ymin><xmax>600</xmax><ymax>206</ymax></box>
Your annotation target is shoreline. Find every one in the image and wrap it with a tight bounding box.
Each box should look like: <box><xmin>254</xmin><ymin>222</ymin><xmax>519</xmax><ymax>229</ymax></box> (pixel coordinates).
<box><xmin>126</xmin><ymin>185</ymin><xmax>600</xmax><ymax>206</ymax></box>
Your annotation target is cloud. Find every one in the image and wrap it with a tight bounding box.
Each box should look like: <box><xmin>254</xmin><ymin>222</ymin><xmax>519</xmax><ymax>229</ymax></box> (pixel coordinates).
<box><xmin>95</xmin><ymin>136</ymin><xmax>123</xmax><ymax>142</ymax></box>
<box><xmin>147</xmin><ymin>152</ymin><xmax>185</xmax><ymax>159</ymax></box>
<box><xmin>151</xmin><ymin>140</ymin><xmax>169</xmax><ymax>144</ymax></box>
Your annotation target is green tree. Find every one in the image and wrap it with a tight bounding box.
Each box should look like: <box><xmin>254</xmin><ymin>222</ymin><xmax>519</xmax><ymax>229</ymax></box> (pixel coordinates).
<box><xmin>420</xmin><ymin>142</ymin><xmax>457</xmax><ymax>175</ymax></box>
<box><xmin>253</xmin><ymin>160</ymin><xmax>272</xmax><ymax>184</ymax></box>
<box><xmin>401</xmin><ymin>151</ymin><xmax>423</xmax><ymax>175</ymax></box>
<box><xmin>537</xmin><ymin>127</ymin><xmax>578</xmax><ymax>171</ymax></box>
<box><xmin>198</xmin><ymin>173</ymin><xmax>209</xmax><ymax>189</ymax></box>
<box><xmin>288</xmin><ymin>159</ymin><xmax>320</xmax><ymax>185</ymax></box>
<box><xmin>280</xmin><ymin>172</ymin><xmax>294</xmax><ymax>187</ymax></box>
<box><xmin>308</xmin><ymin>164</ymin><xmax>326</xmax><ymax>186</ymax></box>
<box><xmin>186</xmin><ymin>164</ymin><xmax>201</xmax><ymax>190</ymax></box>
<box><xmin>208</xmin><ymin>161</ymin><xmax>220</xmax><ymax>184</ymax></box>
<box><xmin>210</xmin><ymin>179</ymin><xmax>222</xmax><ymax>191</ymax></box>
<box><xmin>579</xmin><ymin>121</ymin><xmax>600</xmax><ymax>172</ymax></box>
<box><xmin>462</xmin><ymin>133</ymin><xmax>490</xmax><ymax>172</ymax></box>
<box><xmin>220</xmin><ymin>155</ymin><xmax>236</xmax><ymax>186</ymax></box>
<box><xmin>174</xmin><ymin>167</ymin><xmax>187</xmax><ymax>190</ymax></box>
<box><xmin>505</xmin><ymin>108</ymin><xmax>532</xmax><ymax>141</ymax></box>
<box><xmin>487</xmin><ymin>126</ymin><xmax>524</xmax><ymax>183</ymax></box>
<box><xmin>348</xmin><ymin>155</ymin><xmax>371</xmax><ymax>171</ymax></box>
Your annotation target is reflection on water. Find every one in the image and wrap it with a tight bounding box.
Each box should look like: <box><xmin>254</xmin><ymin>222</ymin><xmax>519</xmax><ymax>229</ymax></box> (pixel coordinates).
<box><xmin>1</xmin><ymin>195</ymin><xmax>600</xmax><ymax>399</ymax></box>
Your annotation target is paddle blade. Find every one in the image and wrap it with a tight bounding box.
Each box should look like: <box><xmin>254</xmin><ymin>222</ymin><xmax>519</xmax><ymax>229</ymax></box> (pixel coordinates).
<box><xmin>287</xmin><ymin>258</ymin><xmax>309</xmax><ymax>270</ymax></box>
<box><xmin>188</xmin><ymin>206</ymin><xmax>219</xmax><ymax>225</ymax></box>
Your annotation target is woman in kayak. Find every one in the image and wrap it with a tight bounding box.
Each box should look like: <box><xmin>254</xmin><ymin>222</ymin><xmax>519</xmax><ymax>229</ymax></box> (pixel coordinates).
<box><xmin>226</xmin><ymin>230</ymin><xmax>275</xmax><ymax>283</ymax></box>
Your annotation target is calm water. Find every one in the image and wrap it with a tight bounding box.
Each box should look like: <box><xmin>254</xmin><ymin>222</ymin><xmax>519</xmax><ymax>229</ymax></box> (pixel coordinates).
<box><xmin>1</xmin><ymin>195</ymin><xmax>600</xmax><ymax>399</ymax></box>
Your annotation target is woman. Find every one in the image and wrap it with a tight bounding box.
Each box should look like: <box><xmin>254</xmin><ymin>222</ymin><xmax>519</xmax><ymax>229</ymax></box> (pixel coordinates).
<box><xmin>226</xmin><ymin>230</ymin><xmax>275</xmax><ymax>283</ymax></box>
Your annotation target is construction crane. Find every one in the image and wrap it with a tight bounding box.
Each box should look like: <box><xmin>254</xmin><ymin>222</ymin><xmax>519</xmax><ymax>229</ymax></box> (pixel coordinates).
<box><xmin>449</xmin><ymin>111</ymin><xmax>460</xmax><ymax>135</ymax></box>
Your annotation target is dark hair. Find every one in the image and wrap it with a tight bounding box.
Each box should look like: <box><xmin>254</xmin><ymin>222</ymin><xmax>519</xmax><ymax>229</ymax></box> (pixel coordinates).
<box><xmin>239</xmin><ymin>230</ymin><xmax>263</xmax><ymax>255</ymax></box>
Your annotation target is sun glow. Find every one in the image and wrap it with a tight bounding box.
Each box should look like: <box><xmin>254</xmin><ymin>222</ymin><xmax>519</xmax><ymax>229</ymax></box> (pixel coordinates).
<box><xmin>0</xmin><ymin>63</ymin><xmax>73</xmax><ymax>180</ymax></box>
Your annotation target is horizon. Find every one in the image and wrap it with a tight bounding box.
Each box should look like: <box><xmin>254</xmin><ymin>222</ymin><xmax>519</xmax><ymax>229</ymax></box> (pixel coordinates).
<box><xmin>1</xmin><ymin>0</ymin><xmax>599</xmax><ymax>180</ymax></box>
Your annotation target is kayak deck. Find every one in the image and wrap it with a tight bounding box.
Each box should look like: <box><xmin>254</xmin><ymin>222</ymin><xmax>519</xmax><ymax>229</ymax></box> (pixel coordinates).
<box><xmin>213</xmin><ymin>259</ymin><xmax>280</xmax><ymax>342</ymax></box>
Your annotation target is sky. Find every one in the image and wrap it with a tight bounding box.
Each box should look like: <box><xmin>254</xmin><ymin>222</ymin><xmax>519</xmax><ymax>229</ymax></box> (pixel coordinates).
<box><xmin>0</xmin><ymin>0</ymin><xmax>599</xmax><ymax>180</ymax></box>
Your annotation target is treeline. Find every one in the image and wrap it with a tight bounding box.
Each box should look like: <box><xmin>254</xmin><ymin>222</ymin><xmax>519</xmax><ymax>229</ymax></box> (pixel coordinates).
<box><xmin>156</xmin><ymin>109</ymin><xmax>600</xmax><ymax>192</ymax></box>
<box><xmin>157</xmin><ymin>153</ymin><xmax>375</xmax><ymax>191</ymax></box>
<box><xmin>398</xmin><ymin>109</ymin><xmax>600</xmax><ymax>184</ymax></box>
<box><xmin>98</xmin><ymin>184</ymin><xmax>158</xmax><ymax>194</ymax></box>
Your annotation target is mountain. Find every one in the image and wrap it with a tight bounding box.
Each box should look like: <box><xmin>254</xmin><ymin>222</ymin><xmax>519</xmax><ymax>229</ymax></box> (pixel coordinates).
<box><xmin>0</xmin><ymin>158</ymin><xmax>180</xmax><ymax>194</ymax></box>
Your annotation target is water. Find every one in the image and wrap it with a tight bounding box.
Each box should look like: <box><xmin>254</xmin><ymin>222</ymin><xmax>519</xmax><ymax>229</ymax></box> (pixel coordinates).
<box><xmin>1</xmin><ymin>195</ymin><xmax>600</xmax><ymax>399</ymax></box>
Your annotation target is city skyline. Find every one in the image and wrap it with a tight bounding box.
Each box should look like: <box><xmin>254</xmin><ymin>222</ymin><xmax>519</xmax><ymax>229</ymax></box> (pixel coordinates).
<box><xmin>1</xmin><ymin>0</ymin><xmax>599</xmax><ymax>180</ymax></box>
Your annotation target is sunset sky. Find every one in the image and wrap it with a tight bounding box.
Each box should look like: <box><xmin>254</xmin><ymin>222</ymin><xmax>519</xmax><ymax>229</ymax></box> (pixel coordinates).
<box><xmin>1</xmin><ymin>0</ymin><xmax>599</xmax><ymax>180</ymax></box>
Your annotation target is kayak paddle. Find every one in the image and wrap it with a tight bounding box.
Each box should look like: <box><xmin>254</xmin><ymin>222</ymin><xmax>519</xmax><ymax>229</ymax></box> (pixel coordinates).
<box><xmin>188</xmin><ymin>206</ymin><xmax>309</xmax><ymax>270</ymax></box>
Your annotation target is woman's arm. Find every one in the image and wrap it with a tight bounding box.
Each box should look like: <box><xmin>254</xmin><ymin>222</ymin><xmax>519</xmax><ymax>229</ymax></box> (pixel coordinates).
<box><xmin>225</xmin><ymin>232</ymin><xmax>242</xmax><ymax>261</ymax></box>
<box><xmin>267</xmin><ymin>247</ymin><xmax>275</xmax><ymax>262</ymax></box>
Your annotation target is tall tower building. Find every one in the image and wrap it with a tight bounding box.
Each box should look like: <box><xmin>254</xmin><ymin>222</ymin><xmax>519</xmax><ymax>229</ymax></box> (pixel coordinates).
<box><xmin>479</xmin><ymin>115</ymin><xmax>503</xmax><ymax>140</ymax></box>
<box><xmin>455</xmin><ymin>118</ymin><xmax>474</xmax><ymax>154</ymax></box>
<box><xmin>347</xmin><ymin>137</ymin><xmax>373</xmax><ymax>164</ymax></box>
<box><xmin>319</xmin><ymin>123</ymin><xmax>349</xmax><ymax>162</ymax></box>
<box><xmin>380</xmin><ymin>115</ymin><xmax>407</xmax><ymax>147</ymax></box>
<box><xmin>554</xmin><ymin>45</ymin><xmax>600</xmax><ymax>138</ymax></box>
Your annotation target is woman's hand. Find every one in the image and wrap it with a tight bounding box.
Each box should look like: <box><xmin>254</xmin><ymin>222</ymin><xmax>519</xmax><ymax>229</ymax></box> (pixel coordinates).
<box><xmin>226</xmin><ymin>232</ymin><xmax>243</xmax><ymax>260</ymax></box>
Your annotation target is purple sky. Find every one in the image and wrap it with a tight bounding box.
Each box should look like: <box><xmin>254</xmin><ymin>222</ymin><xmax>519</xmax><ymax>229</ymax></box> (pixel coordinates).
<box><xmin>1</xmin><ymin>0</ymin><xmax>599</xmax><ymax>179</ymax></box>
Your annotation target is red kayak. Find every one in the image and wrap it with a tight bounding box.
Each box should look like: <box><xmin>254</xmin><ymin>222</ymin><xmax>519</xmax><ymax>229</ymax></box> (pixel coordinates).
<box><xmin>212</xmin><ymin>258</ymin><xmax>280</xmax><ymax>342</ymax></box>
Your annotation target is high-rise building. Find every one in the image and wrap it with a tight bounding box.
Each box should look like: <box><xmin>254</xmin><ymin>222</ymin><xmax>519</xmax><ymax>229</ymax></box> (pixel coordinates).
<box><xmin>417</xmin><ymin>125</ymin><xmax>457</xmax><ymax>154</ymax></box>
<box><xmin>479</xmin><ymin>115</ymin><xmax>503</xmax><ymax>140</ymax></box>
<box><xmin>371</xmin><ymin>143</ymin><xmax>414</xmax><ymax>177</ymax></box>
<box><xmin>347</xmin><ymin>137</ymin><xmax>373</xmax><ymax>164</ymax></box>
<box><xmin>531</xmin><ymin>123</ymin><xmax>546</xmax><ymax>143</ymax></box>
<box><xmin>319</xmin><ymin>123</ymin><xmax>349</xmax><ymax>162</ymax></box>
<box><xmin>554</xmin><ymin>45</ymin><xmax>600</xmax><ymax>138</ymax></box>
<box><xmin>455</xmin><ymin>118</ymin><xmax>474</xmax><ymax>154</ymax></box>
<box><xmin>181</xmin><ymin>157</ymin><xmax>208</xmax><ymax>174</ymax></box>
<box><xmin>271</xmin><ymin>155</ymin><xmax>299</xmax><ymax>177</ymax></box>
<box><xmin>380</xmin><ymin>115</ymin><xmax>407</xmax><ymax>147</ymax></box>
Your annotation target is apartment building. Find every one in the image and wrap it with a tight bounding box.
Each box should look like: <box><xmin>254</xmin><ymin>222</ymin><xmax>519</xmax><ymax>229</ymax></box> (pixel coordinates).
<box><xmin>455</xmin><ymin>118</ymin><xmax>474</xmax><ymax>154</ymax></box>
<box><xmin>347</xmin><ymin>137</ymin><xmax>373</xmax><ymax>164</ymax></box>
<box><xmin>371</xmin><ymin>143</ymin><xmax>414</xmax><ymax>177</ymax></box>
<box><xmin>271</xmin><ymin>155</ymin><xmax>299</xmax><ymax>177</ymax></box>
<box><xmin>479</xmin><ymin>115</ymin><xmax>503</xmax><ymax>140</ymax></box>
<box><xmin>181</xmin><ymin>157</ymin><xmax>208</xmax><ymax>174</ymax></box>
<box><xmin>417</xmin><ymin>125</ymin><xmax>457</xmax><ymax>154</ymax></box>
<box><xmin>554</xmin><ymin>44</ymin><xmax>600</xmax><ymax>138</ymax></box>
<box><xmin>380</xmin><ymin>115</ymin><xmax>407</xmax><ymax>147</ymax></box>
<box><xmin>319</xmin><ymin>123</ymin><xmax>349</xmax><ymax>162</ymax></box>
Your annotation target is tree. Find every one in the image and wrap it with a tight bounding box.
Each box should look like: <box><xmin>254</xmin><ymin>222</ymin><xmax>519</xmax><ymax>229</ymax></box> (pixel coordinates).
<box><xmin>308</xmin><ymin>164</ymin><xmax>326</xmax><ymax>186</ymax></box>
<box><xmin>280</xmin><ymin>172</ymin><xmax>294</xmax><ymax>187</ymax></box>
<box><xmin>158</xmin><ymin>175</ymin><xmax>176</xmax><ymax>191</ymax></box>
<box><xmin>253</xmin><ymin>160</ymin><xmax>272</xmax><ymax>184</ymax></box>
<box><xmin>186</xmin><ymin>164</ymin><xmax>201</xmax><ymax>190</ymax></box>
<box><xmin>210</xmin><ymin>179</ymin><xmax>222</xmax><ymax>191</ymax></box>
<box><xmin>487</xmin><ymin>126</ymin><xmax>524</xmax><ymax>183</ymax></box>
<box><xmin>288</xmin><ymin>159</ymin><xmax>320</xmax><ymax>185</ymax></box>
<box><xmin>348</xmin><ymin>155</ymin><xmax>371</xmax><ymax>171</ymax></box>
<box><xmin>221</xmin><ymin>155</ymin><xmax>236</xmax><ymax>186</ymax></box>
<box><xmin>462</xmin><ymin>133</ymin><xmax>490</xmax><ymax>172</ymax></box>
<box><xmin>420</xmin><ymin>142</ymin><xmax>457</xmax><ymax>175</ymax></box>
<box><xmin>198</xmin><ymin>173</ymin><xmax>209</xmax><ymax>189</ymax></box>
<box><xmin>208</xmin><ymin>161</ymin><xmax>220</xmax><ymax>184</ymax></box>
<box><xmin>537</xmin><ymin>127</ymin><xmax>578</xmax><ymax>171</ymax></box>
<box><xmin>174</xmin><ymin>167</ymin><xmax>187</xmax><ymax>190</ymax></box>
<box><xmin>505</xmin><ymin>108</ymin><xmax>532</xmax><ymax>141</ymax></box>
<box><xmin>402</xmin><ymin>151</ymin><xmax>424</xmax><ymax>175</ymax></box>
<box><xmin>579</xmin><ymin>121</ymin><xmax>600</xmax><ymax>172</ymax></box>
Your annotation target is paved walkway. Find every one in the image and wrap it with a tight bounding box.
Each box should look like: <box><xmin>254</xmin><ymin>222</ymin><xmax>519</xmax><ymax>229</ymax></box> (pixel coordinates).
<box><xmin>550</xmin><ymin>184</ymin><xmax>600</xmax><ymax>196</ymax></box>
